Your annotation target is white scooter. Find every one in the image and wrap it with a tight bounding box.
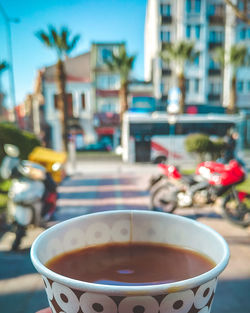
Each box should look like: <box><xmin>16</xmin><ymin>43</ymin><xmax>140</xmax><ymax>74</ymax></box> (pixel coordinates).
<box><xmin>0</xmin><ymin>144</ymin><xmax>57</xmax><ymax>250</ymax></box>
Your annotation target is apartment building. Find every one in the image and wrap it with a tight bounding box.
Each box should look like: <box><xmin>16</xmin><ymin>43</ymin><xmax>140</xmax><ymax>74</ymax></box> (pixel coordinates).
<box><xmin>145</xmin><ymin>0</ymin><xmax>250</xmax><ymax>111</ymax></box>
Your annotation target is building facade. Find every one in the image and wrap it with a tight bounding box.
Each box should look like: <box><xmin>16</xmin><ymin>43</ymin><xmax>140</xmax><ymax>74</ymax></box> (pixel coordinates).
<box><xmin>145</xmin><ymin>0</ymin><xmax>250</xmax><ymax>111</ymax></box>
<box><xmin>35</xmin><ymin>43</ymin><xmax>153</xmax><ymax>150</ymax></box>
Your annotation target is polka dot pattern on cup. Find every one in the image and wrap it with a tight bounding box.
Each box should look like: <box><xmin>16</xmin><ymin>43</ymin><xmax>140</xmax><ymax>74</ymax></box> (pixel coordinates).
<box><xmin>119</xmin><ymin>296</ymin><xmax>159</xmax><ymax>313</ymax></box>
<box><xmin>52</xmin><ymin>282</ymin><xmax>80</xmax><ymax>313</ymax></box>
<box><xmin>194</xmin><ymin>279</ymin><xmax>216</xmax><ymax>309</ymax></box>
<box><xmin>43</xmin><ymin>278</ymin><xmax>217</xmax><ymax>313</ymax></box>
<box><xmin>111</xmin><ymin>219</ymin><xmax>131</xmax><ymax>242</ymax></box>
<box><xmin>160</xmin><ymin>290</ymin><xmax>194</xmax><ymax>313</ymax></box>
<box><xmin>80</xmin><ymin>293</ymin><xmax>117</xmax><ymax>313</ymax></box>
<box><xmin>86</xmin><ymin>222</ymin><xmax>111</xmax><ymax>245</ymax></box>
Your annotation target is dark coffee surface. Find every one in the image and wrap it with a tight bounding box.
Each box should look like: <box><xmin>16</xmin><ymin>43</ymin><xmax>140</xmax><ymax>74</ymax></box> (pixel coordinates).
<box><xmin>46</xmin><ymin>242</ymin><xmax>215</xmax><ymax>286</ymax></box>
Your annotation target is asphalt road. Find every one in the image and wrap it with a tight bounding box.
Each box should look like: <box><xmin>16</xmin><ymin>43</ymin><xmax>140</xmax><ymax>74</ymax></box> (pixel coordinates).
<box><xmin>0</xmin><ymin>161</ymin><xmax>250</xmax><ymax>313</ymax></box>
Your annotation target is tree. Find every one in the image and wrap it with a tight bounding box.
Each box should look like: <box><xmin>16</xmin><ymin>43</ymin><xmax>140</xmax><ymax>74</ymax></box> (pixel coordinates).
<box><xmin>212</xmin><ymin>45</ymin><xmax>249</xmax><ymax>113</ymax></box>
<box><xmin>160</xmin><ymin>41</ymin><xmax>199</xmax><ymax>114</ymax></box>
<box><xmin>211</xmin><ymin>47</ymin><xmax>225</xmax><ymax>70</ymax></box>
<box><xmin>36</xmin><ymin>26</ymin><xmax>80</xmax><ymax>150</ymax></box>
<box><xmin>228</xmin><ymin>45</ymin><xmax>248</xmax><ymax>113</ymax></box>
<box><xmin>105</xmin><ymin>46</ymin><xmax>136</xmax><ymax>145</ymax></box>
<box><xmin>105</xmin><ymin>47</ymin><xmax>135</xmax><ymax>122</ymax></box>
<box><xmin>223</xmin><ymin>0</ymin><xmax>250</xmax><ymax>25</ymax></box>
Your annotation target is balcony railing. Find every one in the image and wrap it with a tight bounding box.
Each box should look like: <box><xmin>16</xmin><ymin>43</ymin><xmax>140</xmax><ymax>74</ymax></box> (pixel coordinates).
<box><xmin>208</xmin><ymin>68</ymin><xmax>221</xmax><ymax>76</ymax></box>
<box><xmin>162</xmin><ymin>68</ymin><xmax>172</xmax><ymax>76</ymax></box>
<box><xmin>161</xmin><ymin>15</ymin><xmax>172</xmax><ymax>24</ymax></box>
<box><xmin>208</xmin><ymin>94</ymin><xmax>221</xmax><ymax>101</ymax></box>
<box><xmin>208</xmin><ymin>15</ymin><xmax>225</xmax><ymax>25</ymax></box>
<box><xmin>208</xmin><ymin>42</ymin><xmax>223</xmax><ymax>50</ymax></box>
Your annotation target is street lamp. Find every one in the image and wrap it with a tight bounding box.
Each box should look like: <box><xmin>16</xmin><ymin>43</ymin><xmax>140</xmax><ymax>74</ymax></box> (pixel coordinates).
<box><xmin>0</xmin><ymin>3</ymin><xmax>19</xmax><ymax>122</ymax></box>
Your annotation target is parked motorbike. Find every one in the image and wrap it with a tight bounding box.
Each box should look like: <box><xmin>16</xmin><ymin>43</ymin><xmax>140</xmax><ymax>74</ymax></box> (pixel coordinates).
<box><xmin>0</xmin><ymin>144</ymin><xmax>57</xmax><ymax>250</ymax></box>
<box><xmin>150</xmin><ymin>160</ymin><xmax>250</xmax><ymax>227</ymax></box>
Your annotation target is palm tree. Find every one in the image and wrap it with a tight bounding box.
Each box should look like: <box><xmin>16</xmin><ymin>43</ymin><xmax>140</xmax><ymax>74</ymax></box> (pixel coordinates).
<box><xmin>105</xmin><ymin>46</ymin><xmax>136</xmax><ymax>129</ymax></box>
<box><xmin>160</xmin><ymin>41</ymin><xmax>199</xmax><ymax>114</ymax></box>
<box><xmin>211</xmin><ymin>46</ymin><xmax>225</xmax><ymax>106</ymax></box>
<box><xmin>228</xmin><ymin>45</ymin><xmax>248</xmax><ymax>113</ymax></box>
<box><xmin>36</xmin><ymin>26</ymin><xmax>80</xmax><ymax>150</ymax></box>
<box><xmin>212</xmin><ymin>45</ymin><xmax>249</xmax><ymax>113</ymax></box>
<box><xmin>211</xmin><ymin>47</ymin><xmax>225</xmax><ymax>69</ymax></box>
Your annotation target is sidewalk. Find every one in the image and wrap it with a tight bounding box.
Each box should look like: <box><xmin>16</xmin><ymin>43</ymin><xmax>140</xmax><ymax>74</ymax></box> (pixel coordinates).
<box><xmin>0</xmin><ymin>161</ymin><xmax>250</xmax><ymax>313</ymax></box>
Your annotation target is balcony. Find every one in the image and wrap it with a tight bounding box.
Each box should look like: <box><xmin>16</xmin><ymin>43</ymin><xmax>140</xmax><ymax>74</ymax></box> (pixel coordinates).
<box><xmin>208</xmin><ymin>68</ymin><xmax>221</xmax><ymax>76</ymax></box>
<box><xmin>208</xmin><ymin>94</ymin><xmax>221</xmax><ymax>101</ymax></box>
<box><xmin>161</xmin><ymin>15</ymin><xmax>172</xmax><ymax>24</ymax></box>
<box><xmin>208</xmin><ymin>42</ymin><xmax>223</xmax><ymax>50</ymax></box>
<box><xmin>162</xmin><ymin>68</ymin><xmax>172</xmax><ymax>76</ymax></box>
<box><xmin>208</xmin><ymin>15</ymin><xmax>225</xmax><ymax>25</ymax></box>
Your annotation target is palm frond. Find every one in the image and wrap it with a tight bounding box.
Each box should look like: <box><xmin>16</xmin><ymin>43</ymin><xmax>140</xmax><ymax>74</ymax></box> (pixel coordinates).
<box><xmin>104</xmin><ymin>46</ymin><xmax>136</xmax><ymax>84</ymax></box>
<box><xmin>35</xmin><ymin>31</ymin><xmax>52</xmax><ymax>48</ymax></box>
<box><xmin>67</xmin><ymin>34</ymin><xmax>80</xmax><ymax>54</ymax></box>
<box><xmin>211</xmin><ymin>47</ymin><xmax>225</xmax><ymax>68</ymax></box>
<box><xmin>36</xmin><ymin>25</ymin><xmax>80</xmax><ymax>59</ymax></box>
<box><xmin>0</xmin><ymin>61</ymin><xmax>8</xmax><ymax>73</ymax></box>
<box><xmin>49</xmin><ymin>25</ymin><xmax>61</xmax><ymax>48</ymax></box>
<box><xmin>229</xmin><ymin>44</ymin><xmax>248</xmax><ymax>68</ymax></box>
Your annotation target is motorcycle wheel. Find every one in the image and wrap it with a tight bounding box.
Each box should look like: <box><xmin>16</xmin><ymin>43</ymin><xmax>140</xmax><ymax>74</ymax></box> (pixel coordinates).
<box><xmin>150</xmin><ymin>184</ymin><xmax>177</xmax><ymax>213</ymax></box>
<box><xmin>222</xmin><ymin>193</ymin><xmax>250</xmax><ymax>227</ymax></box>
<box><xmin>12</xmin><ymin>224</ymin><xmax>26</xmax><ymax>251</ymax></box>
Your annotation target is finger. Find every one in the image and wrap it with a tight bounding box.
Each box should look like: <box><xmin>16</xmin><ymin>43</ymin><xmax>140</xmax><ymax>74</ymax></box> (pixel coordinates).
<box><xmin>36</xmin><ymin>308</ymin><xmax>52</xmax><ymax>313</ymax></box>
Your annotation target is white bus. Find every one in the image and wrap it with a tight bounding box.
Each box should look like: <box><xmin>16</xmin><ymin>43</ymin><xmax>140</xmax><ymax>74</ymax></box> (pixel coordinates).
<box><xmin>122</xmin><ymin>112</ymin><xmax>246</xmax><ymax>164</ymax></box>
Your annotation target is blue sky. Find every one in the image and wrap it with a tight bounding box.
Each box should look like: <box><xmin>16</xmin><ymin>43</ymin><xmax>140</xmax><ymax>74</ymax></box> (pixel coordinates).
<box><xmin>0</xmin><ymin>0</ymin><xmax>147</xmax><ymax>107</ymax></box>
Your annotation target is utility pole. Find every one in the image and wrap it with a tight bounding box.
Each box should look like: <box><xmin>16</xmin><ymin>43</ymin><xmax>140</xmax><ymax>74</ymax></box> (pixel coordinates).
<box><xmin>0</xmin><ymin>3</ymin><xmax>19</xmax><ymax>122</ymax></box>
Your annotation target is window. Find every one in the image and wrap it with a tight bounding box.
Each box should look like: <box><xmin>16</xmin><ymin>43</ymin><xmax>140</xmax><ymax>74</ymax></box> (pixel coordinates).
<box><xmin>208</xmin><ymin>4</ymin><xmax>223</xmax><ymax>16</ymax></box>
<box><xmin>161</xmin><ymin>4</ymin><xmax>171</xmax><ymax>16</ymax></box>
<box><xmin>195</xmin><ymin>0</ymin><xmax>201</xmax><ymax>13</ymax></box>
<box><xmin>81</xmin><ymin>94</ymin><xmax>85</xmax><ymax>110</ymax></box>
<box><xmin>97</xmin><ymin>98</ymin><xmax>119</xmax><ymax>113</ymax></box>
<box><xmin>161</xmin><ymin>31</ymin><xmax>171</xmax><ymax>42</ymax></box>
<box><xmin>195</xmin><ymin>25</ymin><xmax>201</xmax><ymax>39</ymax></box>
<box><xmin>186</xmin><ymin>25</ymin><xmax>191</xmax><ymax>38</ymax></box>
<box><xmin>96</xmin><ymin>74</ymin><xmax>120</xmax><ymax>90</ymax></box>
<box><xmin>247</xmin><ymin>81</ymin><xmax>250</xmax><ymax>92</ymax></box>
<box><xmin>238</xmin><ymin>0</ymin><xmax>244</xmax><ymax>11</ymax></box>
<box><xmin>102</xmin><ymin>48</ymin><xmax>112</xmax><ymax>62</ymax></box>
<box><xmin>186</xmin><ymin>0</ymin><xmax>200</xmax><ymax>13</ymax></box>
<box><xmin>208</xmin><ymin>4</ymin><xmax>215</xmax><ymax>15</ymax></box>
<box><xmin>194</xmin><ymin>79</ymin><xmax>200</xmax><ymax>93</ymax></box>
<box><xmin>209</xmin><ymin>57</ymin><xmax>219</xmax><ymax>69</ymax></box>
<box><xmin>194</xmin><ymin>54</ymin><xmax>200</xmax><ymax>66</ymax></box>
<box><xmin>209</xmin><ymin>30</ymin><xmax>223</xmax><ymax>42</ymax></box>
<box><xmin>237</xmin><ymin>81</ymin><xmax>244</xmax><ymax>92</ymax></box>
<box><xmin>186</xmin><ymin>0</ymin><xmax>191</xmax><ymax>13</ymax></box>
<box><xmin>239</xmin><ymin>28</ymin><xmax>246</xmax><ymax>40</ymax></box>
<box><xmin>97</xmin><ymin>46</ymin><xmax>118</xmax><ymax>66</ymax></box>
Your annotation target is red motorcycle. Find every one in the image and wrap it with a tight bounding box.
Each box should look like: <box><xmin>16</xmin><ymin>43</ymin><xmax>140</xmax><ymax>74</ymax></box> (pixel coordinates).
<box><xmin>150</xmin><ymin>160</ymin><xmax>250</xmax><ymax>227</ymax></box>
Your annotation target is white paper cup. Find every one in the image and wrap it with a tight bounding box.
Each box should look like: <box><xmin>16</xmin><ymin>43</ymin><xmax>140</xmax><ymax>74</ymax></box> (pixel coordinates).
<box><xmin>31</xmin><ymin>210</ymin><xmax>229</xmax><ymax>313</ymax></box>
